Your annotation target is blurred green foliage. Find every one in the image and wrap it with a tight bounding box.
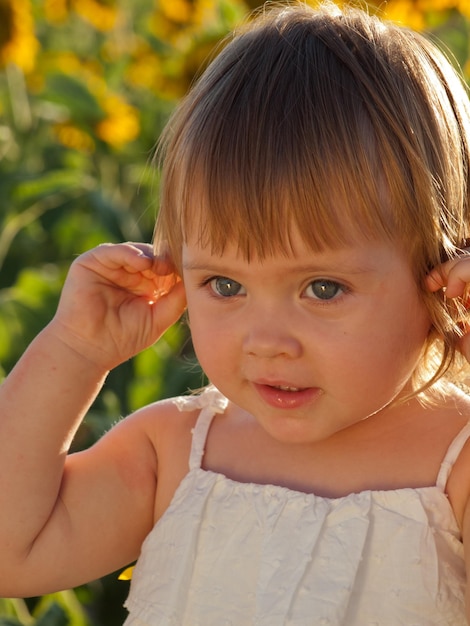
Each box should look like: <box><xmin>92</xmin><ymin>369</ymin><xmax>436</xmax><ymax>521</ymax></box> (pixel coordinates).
<box><xmin>1</xmin><ymin>0</ymin><xmax>470</xmax><ymax>623</ymax></box>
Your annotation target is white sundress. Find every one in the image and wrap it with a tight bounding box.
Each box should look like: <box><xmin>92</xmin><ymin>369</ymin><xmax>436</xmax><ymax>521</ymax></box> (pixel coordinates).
<box><xmin>124</xmin><ymin>386</ymin><xmax>468</xmax><ymax>625</ymax></box>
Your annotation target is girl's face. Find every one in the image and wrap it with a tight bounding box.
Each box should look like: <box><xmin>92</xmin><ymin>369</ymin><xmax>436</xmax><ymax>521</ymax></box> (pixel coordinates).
<box><xmin>182</xmin><ymin>229</ymin><xmax>432</xmax><ymax>444</ymax></box>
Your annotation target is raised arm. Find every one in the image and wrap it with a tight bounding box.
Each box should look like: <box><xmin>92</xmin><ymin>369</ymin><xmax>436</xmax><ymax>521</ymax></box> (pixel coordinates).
<box><xmin>0</xmin><ymin>242</ymin><xmax>186</xmax><ymax>596</ymax></box>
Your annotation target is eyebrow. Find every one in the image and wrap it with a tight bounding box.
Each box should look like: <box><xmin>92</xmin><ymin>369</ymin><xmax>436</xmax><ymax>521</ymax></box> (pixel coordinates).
<box><xmin>182</xmin><ymin>260</ymin><xmax>377</xmax><ymax>275</ymax></box>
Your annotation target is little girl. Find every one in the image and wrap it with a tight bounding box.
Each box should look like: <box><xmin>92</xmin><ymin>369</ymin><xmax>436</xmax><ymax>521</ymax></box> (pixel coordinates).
<box><xmin>2</xmin><ymin>1</ymin><xmax>470</xmax><ymax>624</ymax></box>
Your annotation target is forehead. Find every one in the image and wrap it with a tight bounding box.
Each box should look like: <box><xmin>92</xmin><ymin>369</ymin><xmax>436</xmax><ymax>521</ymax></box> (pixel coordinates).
<box><xmin>181</xmin><ymin>227</ymin><xmax>407</xmax><ymax>277</ymax></box>
<box><xmin>177</xmin><ymin>183</ymin><xmax>398</xmax><ymax>264</ymax></box>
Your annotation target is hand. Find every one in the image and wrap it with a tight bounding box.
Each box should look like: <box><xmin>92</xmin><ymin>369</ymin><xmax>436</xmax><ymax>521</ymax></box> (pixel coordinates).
<box><xmin>49</xmin><ymin>243</ymin><xmax>187</xmax><ymax>370</ymax></box>
<box><xmin>427</xmin><ymin>254</ymin><xmax>470</xmax><ymax>360</ymax></box>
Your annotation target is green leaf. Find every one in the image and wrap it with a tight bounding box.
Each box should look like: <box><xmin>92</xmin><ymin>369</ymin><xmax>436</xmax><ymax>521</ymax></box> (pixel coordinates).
<box><xmin>34</xmin><ymin>604</ymin><xmax>69</xmax><ymax>626</ymax></box>
<box><xmin>0</xmin><ymin>595</ymin><xmax>33</xmax><ymax>623</ymax></box>
<box><xmin>44</xmin><ymin>73</ymin><xmax>103</xmax><ymax>122</ymax></box>
<box><xmin>32</xmin><ymin>591</ymin><xmax>89</xmax><ymax>626</ymax></box>
<box><xmin>0</xmin><ymin>266</ymin><xmax>63</xmax><ymax>368</ymax></box>
<box><xmin>12</xmin><ymin>170</ymin><xmax>92</xmax><ymax>204</ymax></box>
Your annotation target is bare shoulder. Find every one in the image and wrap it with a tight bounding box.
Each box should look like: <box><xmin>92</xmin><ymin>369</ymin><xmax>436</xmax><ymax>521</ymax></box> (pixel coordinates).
<box><xmin>118</xmin><ymin>394</ymin><xmax>200</xmax><ymax>441</ymax></box>
<box><xmin>121</xmin><ymin>394</ymin><xmax>204</xmax><ymax>521</ymax></box>
<box><xmin>443</xmin><ymin>386</ymin><xmax>470</xmax><ymax>529</ymax></box>
<box><xmin>82</xmin><ymin>394</ymin><xmax>199</xmax><ymax>480</ymax></box>
<box><xmin>105</xmin><ymin>394</ymin><xmax>202</xmax><ymax>495</ymax></box>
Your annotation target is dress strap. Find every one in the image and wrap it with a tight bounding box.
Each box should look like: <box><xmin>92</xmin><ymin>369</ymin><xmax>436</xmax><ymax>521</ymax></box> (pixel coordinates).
<box><xmin>188</xmin><ymin>408</ymin><xmax>216</xmax><ymax>470</ymax></box>
<box><xmin>436</xmin><ymin>421</ymin><xmax>470</xmax><ymax>491</ymax></box>
<box><xmin>172</xmin><ymin>386</ymin><xmax>229</xmax><ymax>471</ymax></box>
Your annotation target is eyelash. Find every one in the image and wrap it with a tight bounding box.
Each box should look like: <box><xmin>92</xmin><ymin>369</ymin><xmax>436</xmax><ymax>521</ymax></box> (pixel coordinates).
<box><xmin>304</xmin><ymin>279</ymin><xmax>349</xmax><ymax>302</ymax></box>
<box><xmin>200</xmin><ymin>276</ymin><xmax>350</xmax><ymax>303</ymax></box>
<box><xmin>202</xmin><ymin>276</ymin><xmax>245</xmax><ymax>298</ymax></box>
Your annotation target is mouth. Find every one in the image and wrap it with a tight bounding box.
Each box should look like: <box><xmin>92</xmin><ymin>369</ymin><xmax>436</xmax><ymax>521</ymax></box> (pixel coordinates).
<box><xmin>253</xmin><ymin>381</ymin><xmax>321</xmax><ymax>409</ymax></box>
<box><xmin>272</xmin><ymin>385</ymin><xmax>302</xmax><ymax>392</ymax></box>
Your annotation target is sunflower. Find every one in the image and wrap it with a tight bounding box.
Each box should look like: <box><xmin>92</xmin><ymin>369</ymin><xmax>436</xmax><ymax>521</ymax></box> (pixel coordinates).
<box><xmin>44</xmin><ymin>0</ymin><xmax>70</xmax><ymax>24</ymax></box>
<box><xmin>457</xmin><ymin>0</ymin><xmax>470</xmax><ymax>18</ymax></box>
<box><xmin>417</xmin><ymin>0</ymin><xmax>457</xmax><ymax>10</ymax></box>
<box><xmin>158</xmin><ymin>0</ymin><xmax>192</xmax><ymax>24</ymax></box>
<box><xmin>373</xmin><ymin>0</ymin><xmax>425</xmax><ymax>29</ymax></box>
<box><xmin>0</xmin><ymin>0</ymin><xmax>39</xmax><ymax>72</ymax></box>
<box><xmin>54</xmin><ymin>122</ymin><xmax>95</xmax><ymax>153</ymax></box>
<box><xmin>95</xmin><ymin>93</ymin><xmax>140</xmax><ymax>148</ymax></box>
<box><xmin>125</xmin><ymin>39</ymin><xmax>164</xmax><ymax>92</ymax></box>
<box><xmin>71</xmin><ymin>0</ymin><xmax>118</xmax><ymax>32</ymax></box>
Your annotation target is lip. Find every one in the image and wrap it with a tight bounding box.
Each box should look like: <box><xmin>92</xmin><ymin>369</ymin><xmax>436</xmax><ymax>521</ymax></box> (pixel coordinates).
<box><xmin>253</xmin><ymin>381</ymin><xmax>322</xmax><ymax>410</ymax></box>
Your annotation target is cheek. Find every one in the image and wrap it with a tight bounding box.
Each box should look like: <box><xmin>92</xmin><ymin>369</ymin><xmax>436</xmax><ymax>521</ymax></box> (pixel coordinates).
<box><xmin>402</xmin><ymin>296</ymin><xmax>433</xmax><ymax>345</ymax></box>
<box><xmin>337</xmin><ymin>290</ymin><xmax>430</xmax><ymax>356</ymax></box>
<box><xmin>360</xmin><ymin>300</ymin><xmax>431</xmax><ymax>372</ymax></box>
<box><xmin>185</xmin><ymin>302</ymin><xmax>228</xmax><ymax>365</ymax></box>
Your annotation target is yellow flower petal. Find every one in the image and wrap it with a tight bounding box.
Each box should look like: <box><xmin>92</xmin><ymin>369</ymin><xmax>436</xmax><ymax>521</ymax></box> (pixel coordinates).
<box><xmin>118</xmin><ymin>566</ymin><xmax>134</xmax><ymax>581</ymax></box>
<box><xmin>95</xmin><ymin>95</ymin><xmax>140</xmax><ymax>147</ymax></box>
<box><xmin>44</xmin><ymin>0</ymin><xmax>70</xmax><ymax>24</ymax></box>
<box><xmin>71</xmin><ymin>0</ymin><xmax>118</xmax><ymax>31</ymax></box>
<box><xmin>0</xmin><ymin>0</ymin><xmax>39</xmax><ymax>72</ymax></box>
<box><xmin>54</xmin><ymin>122</ymin><xmax>95</xmax><ymax>153</ymax></box>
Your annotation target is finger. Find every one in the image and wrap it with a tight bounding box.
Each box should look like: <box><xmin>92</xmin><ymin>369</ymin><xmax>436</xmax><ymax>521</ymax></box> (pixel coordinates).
<box><xmin>151</xmin><ymin>280</ymin><xmax>187</xmax><ymax>333</ymax></box>
<box><xmin>124</xmin><ymin>242</ymin><xmax>154</xmax><ymax>259</ymax></box>
<box><xmin>85</xmin><ymin>243</ymin><xmax>155</xmax><ymax>275</ymax></box>
<box><xmin>145</xmin><ymin>273</ymin><xmax>182</xmax><ymax>303</ymax></box>
<box><xmin>426</xmin><ymin>269</ymin><xmax>445</xmax><ymax>292</ymax></box>
<box><xmin>426</xmin><ymin>255</ymin><xmax>470</xmax><ymax>297</ymax></box>
<box><xmin>444</xmin><ymin>257</ymin><xmax>470</xmax><ymax>299</ymax></box>
<box><xmin>120</xmin><ymin>242</ymin><xmax>181</xmax><ymax>283</ymax></box>
<box><xmin>74</xmin><ymin>243</ymin><xmax>183</xmax><ymax>304</ymax></box>
<box><xmin>87</xmin><ymin>244</ymin><xmax>170</xmax><ymax>284</ymax></box>
<box><xmin>126</xmin><ymin>243</ymin><xmax>175</xmax><ymax>274</ymax></box>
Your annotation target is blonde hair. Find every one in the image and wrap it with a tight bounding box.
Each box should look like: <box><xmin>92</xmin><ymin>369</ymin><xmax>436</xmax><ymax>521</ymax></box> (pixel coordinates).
<box><xmin>154</xmin><ymin>1</ymin><xmax>470</xmax><ymax>393</ymax></box>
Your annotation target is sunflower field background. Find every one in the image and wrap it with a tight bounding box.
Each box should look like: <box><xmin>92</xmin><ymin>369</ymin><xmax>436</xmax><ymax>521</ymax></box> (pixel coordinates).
<box><xmin>0</xmin><ymin>0</ymin><xmax>470</xmax><ymax>624</ymax></box>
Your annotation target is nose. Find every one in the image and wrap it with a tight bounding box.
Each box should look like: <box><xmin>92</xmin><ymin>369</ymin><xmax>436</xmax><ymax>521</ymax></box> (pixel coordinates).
<box><xmin>242</xmin><ymin>312</ymin><xmax>302</xmax><ymax>359</ymax></box>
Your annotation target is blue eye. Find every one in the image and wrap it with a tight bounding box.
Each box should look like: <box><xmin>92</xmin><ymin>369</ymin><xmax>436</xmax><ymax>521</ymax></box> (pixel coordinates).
<box><xmin>306</xmin><ymin>279</ymin><xmax>343</xmax><ymax>301</ymax></box>
<box><xmin>210</xmin><ymin>277</ymin><xmax>245</xmax><ymax>297</ymax></box>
